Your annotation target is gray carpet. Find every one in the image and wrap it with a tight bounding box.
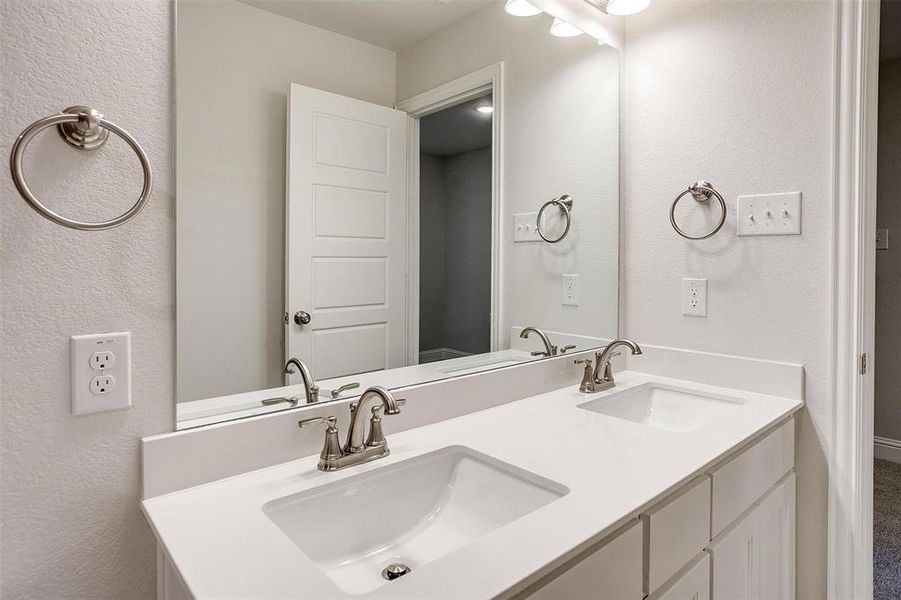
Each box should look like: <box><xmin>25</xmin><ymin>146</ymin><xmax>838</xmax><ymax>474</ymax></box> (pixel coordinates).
<box><xmin>875</xmin><ymin>459</ymin><xmax>901</xmax><ymax>599</ymax></box>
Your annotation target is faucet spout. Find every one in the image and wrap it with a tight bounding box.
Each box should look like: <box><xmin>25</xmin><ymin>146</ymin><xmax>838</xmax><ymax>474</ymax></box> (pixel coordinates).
<box><xmin>520</xmin><ymin>327</ymin><xmax>556</xmax><ymax>357</ymax></box>
<box><xmin>344</xmin><ymin>386</ymin><xmax>403</xmax><ymax>453</ymax></box>
<box><xmin>284</xmin><ymin>357</ymin><xmax>319</xmax><ymax>404</ymax></box>
<box><xmin>592</xmin><ymin>339</ymin><xmax>642</xmax><ymax>391</ymax></box>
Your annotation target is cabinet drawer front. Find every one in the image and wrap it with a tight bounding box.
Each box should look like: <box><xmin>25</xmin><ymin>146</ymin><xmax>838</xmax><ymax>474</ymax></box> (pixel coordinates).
<box><xmin>709</xmin><ymin>419</ymin><xmax>794</xmax><ymax>536</ymax></box>
<box><xmin>650</xmin><ymin>552</ymin><xmax>710</xmax><ymax>600</ymax></box>
<box><xmin>528</xmin><ymin>520</ymin><xmax>643</xmax><ymax>600</ymax></box>
<box><xmin>643</xmin><ymin>476</ymin><xmax>711</xmax><ymax>594</ymax></box>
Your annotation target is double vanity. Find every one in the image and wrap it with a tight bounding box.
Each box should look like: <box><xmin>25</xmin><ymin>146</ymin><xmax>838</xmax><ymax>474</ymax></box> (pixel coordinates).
<box><xmin>142</xmin><ymin>344</ymin><xmax>802</xmax><ymax>599</ymax></box>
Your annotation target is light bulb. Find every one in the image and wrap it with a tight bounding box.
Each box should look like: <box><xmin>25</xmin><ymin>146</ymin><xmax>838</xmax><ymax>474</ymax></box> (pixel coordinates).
<box><xmin>605</xmin><ymin>0</ymin><xmax>651</xmax><ymax>16</ymax></box>
<box><xmin>504</xmin><ymin>0</ymin><xmax>542</xmax><ymax>17</ymax></box>
<box><xmin>550</xmin><ymin>18</ymin><xmax>583</xmax><ymax>37</ymax></box>
<box><xmin>475</xmin><ymin>105</ymin><xmax>494</xmax><ymax>114</ymax></box>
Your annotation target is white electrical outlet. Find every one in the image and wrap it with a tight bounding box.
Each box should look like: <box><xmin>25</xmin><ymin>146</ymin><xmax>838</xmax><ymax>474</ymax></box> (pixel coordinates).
<box><xmin>513</xmin><ymin>212</ymin><xmax>541</xmax><ymax>242</ymax></box>
<box><xmin>71</xmin><ymin>331</ymin><xmax>131</xmax><ymax>415</ymax></box>
<box><xmin>682</xmin><ymin>278</ymin><xmax>707</xmax><ymax>317</ymax></box>
<box><xmin>561</xmin><ymin>274</ymin><xmax>579</xmax><ymax>306</ymax></box>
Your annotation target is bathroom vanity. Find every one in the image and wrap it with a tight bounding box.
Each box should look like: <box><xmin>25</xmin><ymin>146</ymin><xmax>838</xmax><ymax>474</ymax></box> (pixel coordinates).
<box><xmin>142</xmin><ymin>346</ymin><xmax>802</xmax><ymax>599</ymax></box>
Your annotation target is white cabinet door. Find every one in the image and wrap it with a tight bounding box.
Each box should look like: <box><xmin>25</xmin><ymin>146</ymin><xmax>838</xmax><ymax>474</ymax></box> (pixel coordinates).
<box><xmin>653</xmin><ymin>553</ymin><xmax>710</xmax><ymax>600</ymax></box>
<box><xmin>709</xmin><ymin>505</ymin><xmax>759</xmax><ymax>600</ymax></box>
<box><xmin>709</xmin><ymin>474</ymin><xmax>795</xmax><ymax>600</ymax></box>
<box><xmin>528</xmin><ymin>520</ymin><xmax>643</xmax><ymax>600</ymax></box>
<box><xmin>758</xmin><ymin>474</ymin><xmax>795</xmax><ymax>600</ymax></box>
<box><xmin>286</xmin><ymin>83</ymin><xmax>408</xmax><ymax>381</ymax></box>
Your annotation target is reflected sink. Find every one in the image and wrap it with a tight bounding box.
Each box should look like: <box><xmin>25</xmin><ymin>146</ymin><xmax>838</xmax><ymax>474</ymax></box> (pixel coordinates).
<box><xmin>262</xmin><ymin>446</ymin><xmax>568</xmax><ymax>595</ymax></box>
<box><xmin>578</xmin><ymin>383</ymin><xmax>744</xmax><ymax>432</ymax></box>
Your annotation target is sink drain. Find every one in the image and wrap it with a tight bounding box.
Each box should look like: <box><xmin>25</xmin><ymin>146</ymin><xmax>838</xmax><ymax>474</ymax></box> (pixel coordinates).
<box><xmin>382</xmin><ymin>562</ymin><xmax>412</xmax><ymax>581</ymax></box>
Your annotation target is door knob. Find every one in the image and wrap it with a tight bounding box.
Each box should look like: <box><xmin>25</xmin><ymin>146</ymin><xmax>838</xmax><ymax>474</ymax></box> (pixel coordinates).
<box><xmin>294</xmin><ymin>310</ymin><xmax>312</xmax><ymax>325</ymax></box>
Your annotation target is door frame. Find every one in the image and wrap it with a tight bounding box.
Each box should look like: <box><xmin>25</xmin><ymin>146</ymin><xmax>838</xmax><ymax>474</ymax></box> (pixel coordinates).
<box><xmin>828</xmin><ymin>0</ymin><xmax>879</xmax><ymax>598</ymax></box>
<box><xmin>396</xmin><ymin>62</ymin><xmax>505</xmax><ymax>364</ymax></box>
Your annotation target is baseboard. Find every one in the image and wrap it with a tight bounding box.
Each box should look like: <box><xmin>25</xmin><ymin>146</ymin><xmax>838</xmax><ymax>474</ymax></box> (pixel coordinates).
<box><xmin>874</xmin><ymin>436</ymin><xmax>901</xmax><ymax>464</ymax></box>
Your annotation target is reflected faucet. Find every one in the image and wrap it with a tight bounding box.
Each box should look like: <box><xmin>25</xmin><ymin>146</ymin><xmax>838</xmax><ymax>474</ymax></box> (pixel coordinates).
<box><xmin>284</xmin><ymin>357</ymin><xmax>319</xmax><ymax>404</ymax></box>
<box><xmin>520</xmin><ymin>327</ymin><xmax>557</xmax><ymax>357</ymax></box>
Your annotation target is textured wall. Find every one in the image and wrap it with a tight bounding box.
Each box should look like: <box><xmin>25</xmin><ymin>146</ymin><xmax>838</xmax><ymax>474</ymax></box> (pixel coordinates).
<box><xmin>876</xmin><ymin>58</ymin><xmax>901</xmax><ymax>441</ymax></box>
<box><xmin>176</xmin><ymin>0</ymin><xmax>396</xmax><ymax>403</ymax></box>
<box><xmin>621</xmin><ymin>1</ymin><xmax>833</xmax><ymax>597</ymax></box>
<box><xmin>0</xmin><ymin>1</ymin><xmax>173</xmax><ymax>598</ymax></box>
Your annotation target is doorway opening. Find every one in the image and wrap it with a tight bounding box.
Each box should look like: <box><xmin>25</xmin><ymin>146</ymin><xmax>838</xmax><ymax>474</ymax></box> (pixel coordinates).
<box><xmin>874</xmin><ymin>2</ymin><xmax>901</xmax><ymax>597</ymax></box>
<box><xmin>417</xmin><ymin>94</ymin><xmax>493</xmax><ymax>364</ymax></box>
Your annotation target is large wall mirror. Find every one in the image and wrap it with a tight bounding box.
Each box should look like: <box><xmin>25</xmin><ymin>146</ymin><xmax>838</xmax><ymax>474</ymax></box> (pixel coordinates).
<box><xmin>176</xmin><ymin>0</ymin><xmax>620</xmax><ymax>429</ymax></box>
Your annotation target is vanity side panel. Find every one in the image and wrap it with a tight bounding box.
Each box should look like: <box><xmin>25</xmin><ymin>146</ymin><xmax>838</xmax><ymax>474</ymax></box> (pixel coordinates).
<box><xmin>525</xmin><ymin>520</ymin><xmax>643</xmax><ymax>600</ymax></box>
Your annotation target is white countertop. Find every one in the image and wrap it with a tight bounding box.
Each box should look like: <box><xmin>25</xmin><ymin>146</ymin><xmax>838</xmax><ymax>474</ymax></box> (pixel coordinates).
<box><xmin>144</xmin><ymin>371</ymin><xmax>802</xmax><ymax>599</ymax></box>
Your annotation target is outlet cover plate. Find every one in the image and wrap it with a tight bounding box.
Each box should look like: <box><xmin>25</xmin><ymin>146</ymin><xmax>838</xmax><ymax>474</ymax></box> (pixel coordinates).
<box><xmin>513</xmin><ymin>212</ymin><xmax>541</xmax><ymax>242</ymax></box>
<box><xmin>737</xmin><ymin>192</ymin><xmax>802</xmax><ymax>236</ymax></box>
<box><xmin>561</xmin><ymin>274</ymin><xmax>579</xmax><ymax>306</ymax></box>
<box><xmin>682</xmin><ymin>278</ymin><xmax>708</xmax><ymax>317</ymax></box>
<box><xmin>71</xmin><ymin>331</ymin><xmax>131</xmax><ymax>415</ymax></box>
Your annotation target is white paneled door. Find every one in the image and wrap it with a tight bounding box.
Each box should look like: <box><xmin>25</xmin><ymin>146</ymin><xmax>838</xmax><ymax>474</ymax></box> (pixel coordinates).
<box><xmin>286</xmin><ymin>83</ymin><xmax>408</xmax><ymax>381</ymax></box>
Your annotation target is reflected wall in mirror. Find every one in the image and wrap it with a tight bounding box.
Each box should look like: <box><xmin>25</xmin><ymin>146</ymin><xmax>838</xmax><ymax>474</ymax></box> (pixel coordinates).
<box><xmin>176</xmin><ymin>0</ymin><xmax>621</xmax><ymax>429</ymax></box>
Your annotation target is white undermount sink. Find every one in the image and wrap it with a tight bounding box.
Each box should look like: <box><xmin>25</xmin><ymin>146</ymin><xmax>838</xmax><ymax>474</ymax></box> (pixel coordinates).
<box><xmin>578</xmin><ymin>383</ymin><xmax>744</xmax><ymax>432</ymax></box>
<box><xmin>262</xmin><ymin>445</ymin><xmax>568</xmax><ymax>595</ymax></box>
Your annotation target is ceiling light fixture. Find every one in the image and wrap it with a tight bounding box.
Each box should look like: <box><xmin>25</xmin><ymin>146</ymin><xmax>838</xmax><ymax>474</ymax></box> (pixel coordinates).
<box><xmin>549</xmin><ymin>17</ymin><xmax>583</xmax><ymax>37</ymax></box>
<box><xmin>504</xmin><ymin>0</ymin><xmax>543</xmax><ymax>17</ymax></box>
<box><xmin>604</xmin><ymin>0</ymin><xmax>651</xmax><ymax>16</ymax></box>
<box><xmin>475</xmin><ymin>105</ymin><xmax>494</xmax><ymax>114</ymax></box>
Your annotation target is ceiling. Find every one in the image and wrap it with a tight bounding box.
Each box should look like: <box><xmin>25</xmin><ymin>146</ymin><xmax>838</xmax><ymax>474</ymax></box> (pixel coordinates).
<box><xmin>882</xmin><ymin>0</ymin><xmax>901</xmax><ymax>62</ymax></box>
<box><xmin>420</xmin><ymin>95</ymin><xmax>493</xmax><ymax>157</ymax></box>
<box><xmin>237</xmin><ymin>0</ymin><xmax>498</xmax><ymax>52</ymax></box>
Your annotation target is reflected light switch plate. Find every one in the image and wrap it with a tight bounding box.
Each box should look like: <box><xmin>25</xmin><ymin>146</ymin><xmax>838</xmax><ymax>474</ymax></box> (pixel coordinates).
<box><xmin>513</xmin><ymin>212</ymin><xmax>540</xmax><ymax>242</ymax></box>
<box><xmin>877</xmin><ymin>229</ymin><xmax>889</xmax><ymax>250</ymax></box>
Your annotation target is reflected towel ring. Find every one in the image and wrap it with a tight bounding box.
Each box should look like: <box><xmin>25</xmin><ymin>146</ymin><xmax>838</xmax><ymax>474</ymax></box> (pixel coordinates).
<box><xmin>537</xmin><ymin>194</ymin><xmax>573</xmax><ymax>243</ymax></box>
<box><xmin>669</xmin><ymin>181</ymin><xmax>726</xmax><ymax>240</ymax></box>
<box><xmin>9</xmin><ymin>106</ymin><xmax>152</xmax><ymax>231</ymax></box>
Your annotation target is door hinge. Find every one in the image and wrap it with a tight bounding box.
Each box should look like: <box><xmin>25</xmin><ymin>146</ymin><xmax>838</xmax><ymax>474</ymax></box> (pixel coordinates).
<box><xmin>859</xmin><ymin>353</ymin><xmax>868</xmax><ymax>375</ymax></box>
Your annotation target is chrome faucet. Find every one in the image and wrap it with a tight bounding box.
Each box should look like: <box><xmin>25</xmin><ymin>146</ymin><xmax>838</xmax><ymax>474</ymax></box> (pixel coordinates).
<box><xmin>520</xmin><ymin>327</ymin><xmax>575</xmax><ymax>357</ymax></box>
<box><xmin>284</xmin><ymin>357</ymin><xmax>319</xmax><ymax>404</ymax></box>
<box><xmin>299</xmin><ymin>386</ymin><xmax>405</xmax><ymax>472</ymax></box>
<box><xmin>521</xmin><ymin>327</ymin><xmax>555</xmax><ymax>356</ymax></box>
<box><xmin>587</xmin><ymin>339</ymin><xmax>642</xmax><ymax>392</ymax></box>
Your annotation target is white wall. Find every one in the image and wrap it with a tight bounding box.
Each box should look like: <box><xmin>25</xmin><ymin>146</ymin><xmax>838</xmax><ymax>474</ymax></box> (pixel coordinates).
<box><xmin>875</xmin><ymin>57</ymin><xmax>901</xmax><ymax>442</ymax></box>
<box><xmin>176</xmin><ymin>0</ymin><xmax>396</xmax><ymax>402</ymax></box>
<box><xmin>397</xmin><ymin>3</ymin><xmax>621</xmax><ymax>347</ymax></box>
<box><xmin>0</xmin><ymin>1</ymin><xmax>173</xmax><ymax>597</ymax></box>
<box><xmin>621</xmin><ymin>1</ymin><xmax>833</xmax><ymax>597</ymax></box>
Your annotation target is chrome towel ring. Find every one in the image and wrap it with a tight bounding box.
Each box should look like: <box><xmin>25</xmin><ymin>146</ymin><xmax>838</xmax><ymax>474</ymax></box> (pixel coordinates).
<box><xmin>9</xmin><ymin>106</ymin><xmax>152</xmax><ymax>231</ymax></box>
<box><xmin>537</xmin><ymin>194</ymin><xmax>573</xmax><ymax>243</ymax></box>
<box><xmin>669</xmin><ymin>181</ymin><xmax>726</xmax><ymax>240</ymax></box>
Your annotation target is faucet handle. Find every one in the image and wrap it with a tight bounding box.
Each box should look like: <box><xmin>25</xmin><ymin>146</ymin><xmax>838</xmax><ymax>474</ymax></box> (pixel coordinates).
<box><xmin>366</xmin><ymin>405</ymin><xmax>387</xmax><ymax>447</ymax></box>
<box><xmin>531</xmin><ymin>350</ymin><xmax>548</xmax><ymax>357</ymax></box>
<box><xmin>299</xmin><ymin>415</ymin><xmax>337</xmax><ymax>430</ymax></box>
<box><xmin>560</xmin><ymin>344</ymin><xmax>577</xmax><ymax>354</ymax></box>
<box><xmin>574</xmin><ymin>358</ymin><xmax>597</xmax><ymax>393</ymax></box>
<box><xmin>298</xmin><ymin>416</ymin><xmax>343</xmax><ymax>463</ymax></box>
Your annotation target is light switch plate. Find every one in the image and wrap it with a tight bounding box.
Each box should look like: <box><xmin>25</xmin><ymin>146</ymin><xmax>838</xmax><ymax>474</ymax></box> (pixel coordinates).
<box><xmin>513</xmin><ymin>212</ymin><xmax>540</xmax><ymax>242</ymax></box>
<box><xmin>877</xmin><ymin>229</ymin><xmax>889</xmax><ymax>250</ymax></box>
<box><xmin>682</xmin><ymin>278</ymin><xmax>707</xmax><ymax>317</ymax></box>
<box><xmin>71</xmin><ymin>331</ymin><xmax>132</xmax><ymax>415</ymax></box>
<box><xmin>737</xmin><ymin>192</ymin><xmax>801</xmax><ymax>236</ymax></box>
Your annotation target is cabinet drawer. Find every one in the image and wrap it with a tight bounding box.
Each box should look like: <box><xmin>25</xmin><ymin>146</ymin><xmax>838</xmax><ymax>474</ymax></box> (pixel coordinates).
<box><xmin>527</xmin><ymin>520</ymin><xmax>643</xmax><ymax>600</ymax></box>
<box><xmin>642</xmin><ymin>476</ymin><xmax>711</xmax><ymax>594</ymax></box>
<box><xmin>649</xmin><ymin>552</ymin><xmax>710</xmax><ymax>600</ymax></box>
<box><xmin>709</xmin><ymin>419</ymin><xmax>794</xmax><ymax>536</ymax></box>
